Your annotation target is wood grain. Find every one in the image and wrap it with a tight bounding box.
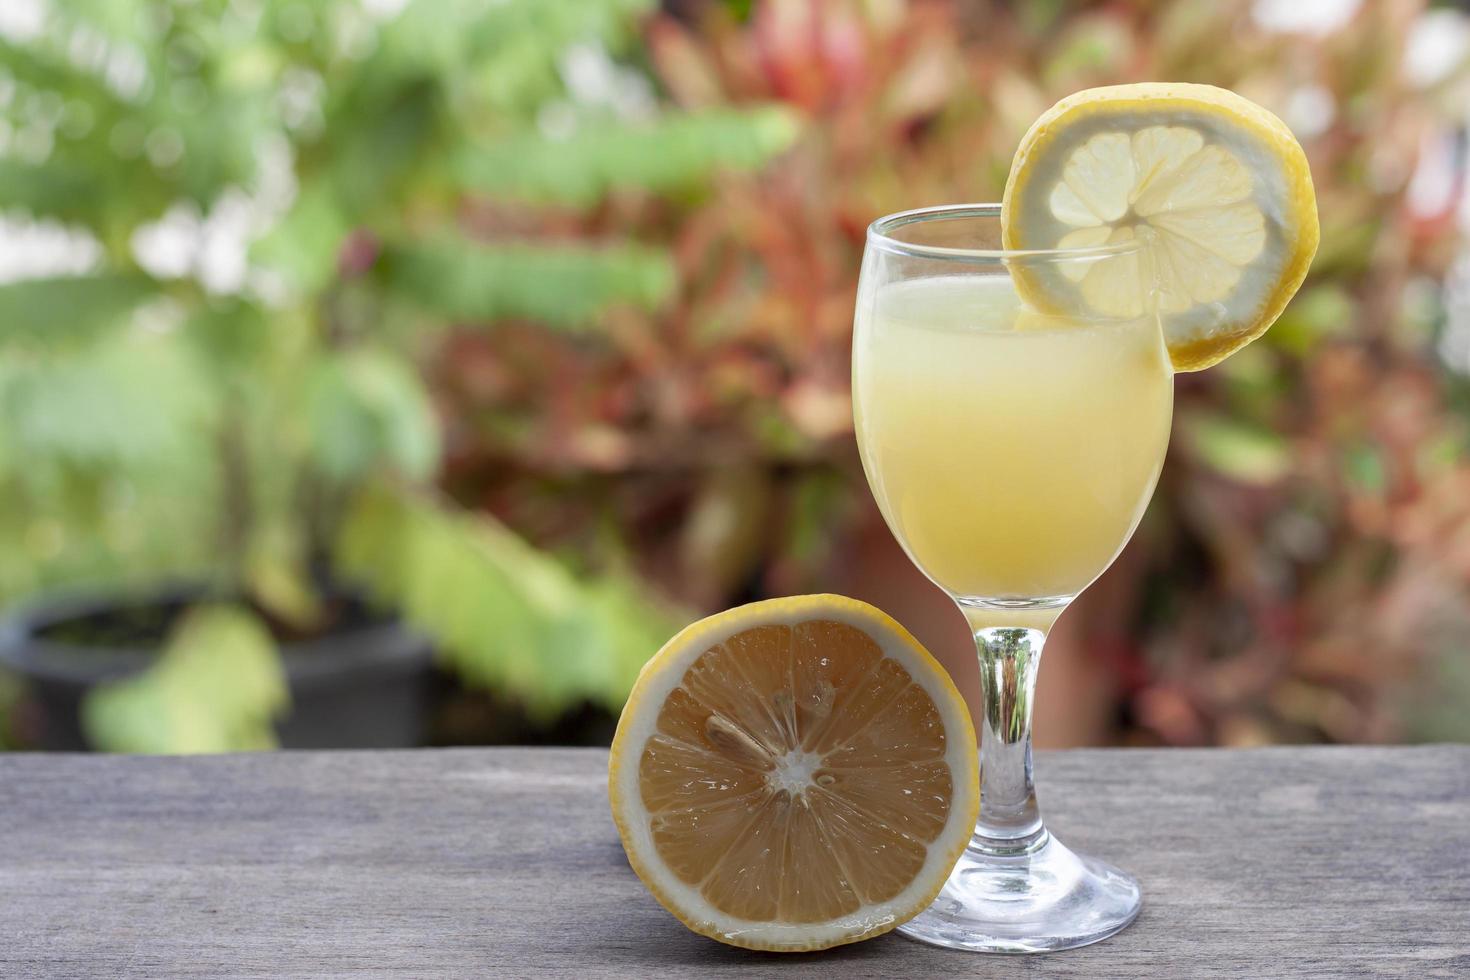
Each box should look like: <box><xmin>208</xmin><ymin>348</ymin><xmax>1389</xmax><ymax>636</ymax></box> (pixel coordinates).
<box><xmin>2</xmin><ymin>746</ymin><xmax>1467</xmax><ymax>978</ymax></box>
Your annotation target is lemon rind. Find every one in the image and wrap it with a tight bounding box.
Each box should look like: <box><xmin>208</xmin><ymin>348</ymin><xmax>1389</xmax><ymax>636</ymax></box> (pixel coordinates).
<box><xmin>1001</xmin><ymin>82</ymin><xmax>1319</xmax><ymax>372</ymax></box>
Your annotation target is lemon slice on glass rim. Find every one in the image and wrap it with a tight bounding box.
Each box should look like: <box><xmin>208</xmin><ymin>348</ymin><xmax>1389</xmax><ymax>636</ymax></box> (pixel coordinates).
<box><xmin>608</xmin><ymin>594</ymin><xmax>979</xmax><ymax>952</ymax></box>
<box><xmin>1001</xmin><ymin>82</ymin><xmax>1319</xmax><ymax>370</ymax></box>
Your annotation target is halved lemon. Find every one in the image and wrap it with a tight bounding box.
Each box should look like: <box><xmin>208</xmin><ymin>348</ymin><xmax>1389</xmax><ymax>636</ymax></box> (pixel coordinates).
<box><xmin>608</xmin><ymin>594</ymin><xmax>979</xmax><ymax>952</ymax></box>
<box><xmin>1001</xmin><ymin>82</ymin><xmax>1319</xmax><ymax>371</ymax></box>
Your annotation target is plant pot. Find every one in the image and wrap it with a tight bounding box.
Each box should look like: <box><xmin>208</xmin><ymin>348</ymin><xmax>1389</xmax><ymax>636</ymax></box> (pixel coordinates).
<box><xmin>0</xmin><ymin>586</ymin><xmax>433</xmax><ymax>751</ymax></box>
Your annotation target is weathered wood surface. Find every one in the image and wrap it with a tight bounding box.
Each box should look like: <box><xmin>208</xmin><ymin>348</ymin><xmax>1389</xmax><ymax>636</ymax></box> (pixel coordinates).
<box><xmin>1</xmin><ymin>746</ymin><xmax>1467</xmax><ymax>978</ymax></box>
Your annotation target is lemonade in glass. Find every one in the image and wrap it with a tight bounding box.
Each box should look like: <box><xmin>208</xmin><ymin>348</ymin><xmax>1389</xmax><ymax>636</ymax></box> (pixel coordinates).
<box><xmin>852</xmin><ymin>206</ymin><xmax>1161</xmax><ymax>952</ymax></box>
<box><xmin>852</xmin><ymin>82</ymin><xmax>1318</xmax><ymax>952</ymax></box>
<box><xmin>855</xmin><ymin>256</ymin><xmax>1173</xmax><ymax>604</ymax></box>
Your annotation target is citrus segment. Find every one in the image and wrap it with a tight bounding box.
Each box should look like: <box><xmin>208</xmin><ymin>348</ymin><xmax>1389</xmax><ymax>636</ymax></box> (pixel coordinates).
<box><xmin>609</xmin><ymin>595</ymin><xmax>979</xmax><ymax>951</ymax></box>
<box><xmin>1001</xmin><ymin>82</ymin><xmax>1319</xmax><ymax>371</ymax></box>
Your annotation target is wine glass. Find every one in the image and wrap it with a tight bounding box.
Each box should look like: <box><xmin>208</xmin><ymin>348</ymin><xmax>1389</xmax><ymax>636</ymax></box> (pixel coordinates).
<box><xmin>851</xmin><ymin>204</ymin><xmax>1169</xmax><ymax>953</ymax></box>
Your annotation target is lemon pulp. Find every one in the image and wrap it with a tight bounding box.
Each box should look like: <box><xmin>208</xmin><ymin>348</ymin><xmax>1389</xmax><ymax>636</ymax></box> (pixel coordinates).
<box><xmin>609</xmin><ymin>595</ymin><xmax>978</xmax><ymax>951</ymax></box>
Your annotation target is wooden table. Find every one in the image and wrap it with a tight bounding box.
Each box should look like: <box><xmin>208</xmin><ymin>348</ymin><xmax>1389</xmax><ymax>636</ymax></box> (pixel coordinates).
<box><xmin>2</xmin><ymin>746</ymin><xmax>1467</xmax><ymax>978</ymax></box>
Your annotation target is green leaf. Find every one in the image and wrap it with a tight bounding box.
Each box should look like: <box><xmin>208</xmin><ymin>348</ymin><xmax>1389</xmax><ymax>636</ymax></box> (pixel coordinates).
<box><xmin>1266</xmin><ymin>285</ymin><xmax>1354</xmax><ymax>356</ymax></box>
<box><xmin>326</xmin><ymin>79</ymin><xmax>440</xmax><ymax>215</ymax></box>
<box><xmin>334</xmin><ymin>484</ymin><xmax>686</xmax><ymax>716</ymax></box>
<box><xmin>0</xmin><ymin>275</ymin><xmax>156</xmax><ymax>351</ymax></box>
<box><xmin>582</xmin><ymin>575</ymin><xmax>687</xmax><ymax>699</ymax></box>
<box><xmin>380</xmin><ymin>239</ymin><xmax>674</xmax><ymax>328</ymax></box>
<box><xmin>1343</xmin><ymin>443</ymin><xmax>1386</xmax><ymax>494</ymax></box>
<box><xmin>41</xmin><ymin>0</ymin><xmax>152</xmax><ymax>43</ymax></box>
<box><xmin>263</xmin><ymin>0</ymin><xmax>665</xmax><ymax>222</ymax></box>
<box><xmin>456</xmin><ymin>107</ymin><xmax>800</xmax><ymax>207</ymax></box>
<box><xmin>0</xmin><ymin>36</ymin><xmax>127</xmax><ymax>111</ymax></box>
<box><xmin>83</xmin><ymin>605</ymin><xmax>288</xmax><ymax>754</ymax></box>
<box><xmin>245</xmin><ymin>519</ymin><xmax>322</xmax><ymax>630</ymax></box>
<box><xmin>251</xmin><ymin>183</ymin><xmax>351</xmax><ymax>295</ymax></box>
<box><xmin>167</xmin><ymin>92</ymin><xmax>279</xmax><ymax>207</ymax></box>
<box><xmin>307</xmin><ymin>348</ymin><xmax>440</xmax><ymax>482</ymax></box>
<box><xmin>0</xmin><ymin>160</ymin><xmax>100</xmax><ymax>225</ymax></box>
<box><xmin>1184</xmin><ymin>414</ymin><xmax>1292</xmax><ymax>485</ymax></box>
<box><xmin>0</xmin><ymin>31</ymin><xmax>271</xmax><ymax>218</ymax></box>
<box><xmin>0</xmin><ymin>333</ymin><xmax>214</xmax><ymax>466</ymax></box>
<box><xmin>185</xmin><ymin>297</ymin><xmax>273</xmax><ymax>369</ymax></box>
<box><xmin>372</xmin><ymin>0</ymin><xmax>654</xmax><ymax>114</ymax></box>
<box><xmin>786</xmin><ymin>468</ymin><xmax>852</xmax><ymax>566</ymax></box>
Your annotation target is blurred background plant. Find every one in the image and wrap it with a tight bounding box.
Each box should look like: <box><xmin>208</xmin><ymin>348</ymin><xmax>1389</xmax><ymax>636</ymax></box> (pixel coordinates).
<box><xmin>2</xmin><ymin>0</ymin><xmax>1469</xmax><ymax>752</ymax></box>
<box><xmin>0</xmin><ymin>0</ymin><xmax>796</xmax><ymax>751</ymax></box>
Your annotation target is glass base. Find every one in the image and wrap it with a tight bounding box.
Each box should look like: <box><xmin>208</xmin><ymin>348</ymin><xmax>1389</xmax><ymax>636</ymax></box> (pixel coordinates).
<box><xmin>897</xmin><ymin>830</ymin><xmax>1140</xmax><ymax>954</ymax></box>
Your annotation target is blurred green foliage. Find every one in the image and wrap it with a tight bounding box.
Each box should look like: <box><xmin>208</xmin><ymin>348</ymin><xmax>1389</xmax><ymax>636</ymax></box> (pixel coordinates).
<box><xmin>336</xmin><ymin>485</ymin><xmax>671</xmax><ymax>717</ymax></box>
<box><xmin>429</xmin><ymin>0</ymin><xmax>1470</xmax><ymax>747</ymax></box>
<box><xmin>84</xmin><ymin>605</ymin><xmax>285</xmax><ymax>752</ymax></box>
<box><xmin>0</xmin><ymin>0</ymin><xmax>797</xmax><ymax>751</ymax></box>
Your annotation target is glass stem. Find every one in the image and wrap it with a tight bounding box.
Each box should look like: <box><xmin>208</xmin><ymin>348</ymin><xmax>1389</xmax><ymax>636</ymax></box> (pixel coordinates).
<box><xmin>961</xmin><ymin>604</ymin><xmax>1054</xmax><ymax>854</ymax></box>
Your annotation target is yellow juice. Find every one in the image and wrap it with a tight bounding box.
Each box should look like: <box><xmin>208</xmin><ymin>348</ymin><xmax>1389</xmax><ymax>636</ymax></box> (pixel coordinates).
<box><xmin>852</xmin><ymin>274</ymin><xmax>1173</xmax><ymax>601</ymax></box>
